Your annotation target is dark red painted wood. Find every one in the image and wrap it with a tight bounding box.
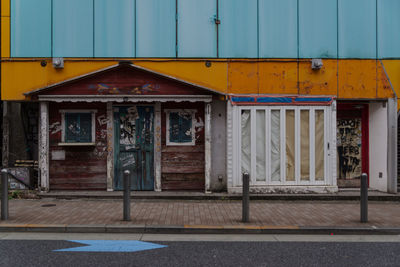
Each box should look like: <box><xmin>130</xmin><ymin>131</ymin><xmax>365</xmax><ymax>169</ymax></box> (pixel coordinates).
<box><xmin>34</xmin><ymin>65</ymin><xmax>212</xmax><ymax>97</ymax></box>
<box><xmin>49</xmin><ymin>103</ymin><xmax>107</xmax><ymax>190</ymax></box>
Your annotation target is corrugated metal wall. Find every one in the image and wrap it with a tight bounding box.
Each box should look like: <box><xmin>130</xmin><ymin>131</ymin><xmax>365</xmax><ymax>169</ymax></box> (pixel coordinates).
<box><xmin>9</xmin><ymin>0</ymin><xmax>400</xmax><ymax>58</ymax></box>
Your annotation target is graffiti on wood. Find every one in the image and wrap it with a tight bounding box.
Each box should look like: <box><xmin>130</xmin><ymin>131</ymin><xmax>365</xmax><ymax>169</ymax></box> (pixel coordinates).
<box><xmin>90</xmin><ymin>83</ymin><xmax>160</xmax><ymax>95</ymax></box>
<box><xmin>119</xmin><ymin>107</ymin><xmax>138</xmax><ymax>146</ymax></box>
<box><xmin>337</xmin><ymin>118</ymin><xmax>362</xmax><ymax>179</ymax></box>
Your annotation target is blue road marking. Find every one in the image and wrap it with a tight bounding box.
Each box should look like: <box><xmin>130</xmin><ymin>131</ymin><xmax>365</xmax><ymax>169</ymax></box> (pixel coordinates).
<box><xmin>54</xmin><ymin>240</ymin><xmax>167</xmax><ymax>252</ymax></box>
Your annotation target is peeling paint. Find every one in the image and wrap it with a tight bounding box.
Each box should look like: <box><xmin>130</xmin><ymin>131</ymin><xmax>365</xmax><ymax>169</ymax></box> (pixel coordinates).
<box><xmin>49</xmin><ymin>122</ymin><xmax>61</xmax><ymax>135</ymax></box>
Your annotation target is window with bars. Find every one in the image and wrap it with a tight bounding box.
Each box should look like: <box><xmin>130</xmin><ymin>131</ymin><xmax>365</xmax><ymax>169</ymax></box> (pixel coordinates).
<box><xmin>236</xmin><ymin>106</ymin><xmax>331</xmax><ymax>185</ymax></box>
<box><xmin>165</xmin><ymin>109</ymin><xmax>195</xmax><ymax>146</ymax></box>
<box><xmin>60</xmin><ymin>110</ymin><xmax>96</xmax><ymax>144</ymax></box>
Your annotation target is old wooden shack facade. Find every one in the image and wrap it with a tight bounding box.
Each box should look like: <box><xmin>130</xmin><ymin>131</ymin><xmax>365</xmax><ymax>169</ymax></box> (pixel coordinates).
<box><xmin>1</xmin><ymin>0</ymin><xmax>399</xmax><ymax>193</ymax></box>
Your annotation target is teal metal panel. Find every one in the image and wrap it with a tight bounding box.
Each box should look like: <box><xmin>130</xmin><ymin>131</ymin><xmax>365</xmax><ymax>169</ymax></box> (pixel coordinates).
<box><xmin>299</xmin><ymin>0</ymin><xmax>338</xmax><ymax>58</ymax></box>
<box><xmin>11</xmin><ymin>0</ymin><xmax>51</xmax><ymax>57</ymax></box>
<box><xmin>136</xmin><ymin>0</ymin><xmax>176</xmax><ymax>57</ymax></box>
<box><xmin>177</xmin><ymin>0</ymin><xmax>217</xmax><ymax>58</ymax></box>
<box><xmin>218</xmin><ymin>0</ymin><xmax>258</xmax><ymax>58</ymax></box>
<box><xmin>53</xmin><ymin>0</ymin><xmax>94</xmax><ymax>57</ymax></box>
<box><xmin>378</xmin><ymin>0</ymin><xmax>400</xmax><ymax>58</ymax></box>
<box><xmin>338</xmin><ymin>0</ymin><xmax>376</xmax><ymax>59</ymax></box>
<box><xmin>259</xmin><ymin>0</ymin><xmax>297</xmax><ymax>58</ymax></box>
<box><xmin>94</xmin><ymin>0</ymin><xmax>135</xmax><ymax>57</ymax></box>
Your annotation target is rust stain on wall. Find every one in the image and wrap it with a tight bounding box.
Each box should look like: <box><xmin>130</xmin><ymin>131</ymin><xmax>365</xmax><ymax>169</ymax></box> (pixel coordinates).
<box><xmin>299</xmin><ymin>59</ymin><xmax>338</xmax><ymax>96</ymax></box>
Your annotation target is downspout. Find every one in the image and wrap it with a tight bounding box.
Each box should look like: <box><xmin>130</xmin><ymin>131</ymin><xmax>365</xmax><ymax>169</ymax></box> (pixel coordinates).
<box><xmin>380</xmin><ymin>60</ymin><xmax>397</xmax><ymax>193</ymax></box>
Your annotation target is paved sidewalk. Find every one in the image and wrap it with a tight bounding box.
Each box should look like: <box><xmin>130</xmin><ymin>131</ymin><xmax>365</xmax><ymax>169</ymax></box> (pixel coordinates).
<box><xmin>1</xmin><ymin>199</ymin><xmax>400</xmax><ymax>234</ymax></box>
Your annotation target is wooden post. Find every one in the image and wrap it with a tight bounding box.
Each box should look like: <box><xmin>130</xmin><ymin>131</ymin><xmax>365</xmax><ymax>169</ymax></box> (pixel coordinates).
<box><xmin>154</xmin><ymin>102</ymin><xmax>162</xmax><ymax>191</ymax></box>
<box><xmin>205</xmin><ymin>103</ymin><xmax>211</xmax><ymax>193</ymax></box>
<box><xmin>106</xmin><ymin>102</ymin><xmax>114</xmax><ymax>191</ymax></box>
<box><xmin>39</xmin><ymin>102</ymin><xmax>49</xmax><ymax>191</ymax></box>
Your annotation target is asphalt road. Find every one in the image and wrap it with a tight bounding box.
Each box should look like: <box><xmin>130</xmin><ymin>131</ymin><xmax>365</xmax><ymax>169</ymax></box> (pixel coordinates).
<box><xmin>1</xmin><ymin>234</ymin><xmax>400</xmax><ymax>267</ymax></box>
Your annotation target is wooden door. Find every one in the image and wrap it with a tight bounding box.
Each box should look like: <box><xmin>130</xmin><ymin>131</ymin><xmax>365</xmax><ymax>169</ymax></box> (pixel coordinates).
<box><xmin>114</xmin><ymin>106</ymin><xmax>154</xmax><ymax>190</ymax></box>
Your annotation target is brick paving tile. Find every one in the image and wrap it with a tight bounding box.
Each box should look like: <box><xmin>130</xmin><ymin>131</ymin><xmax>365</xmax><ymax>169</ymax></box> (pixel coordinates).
<box><xmin>1</xmin><ymin>199</ymin><xmax>400</xmax><ymax>227</ymax></box>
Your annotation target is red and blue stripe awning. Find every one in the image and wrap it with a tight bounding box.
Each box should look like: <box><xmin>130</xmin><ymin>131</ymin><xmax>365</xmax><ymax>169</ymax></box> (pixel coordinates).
<box><xmin>230</xmin><ymin>95</ymin><xmax>334</xmax><ymax>106</ymax></box>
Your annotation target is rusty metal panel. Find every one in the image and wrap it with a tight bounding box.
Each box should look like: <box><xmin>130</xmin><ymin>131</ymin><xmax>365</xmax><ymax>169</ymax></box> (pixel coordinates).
<box><xmin>299</xmin><ymin>0</ymin><xmax>337</xmax><ymax>58</ymax></box>
<box><xmin>338</xmin><ymin>60</ymin><xmax>377</xmax><ymax>99</ymax></box>
<box><xmin>227</xmin><ymin>62</ymin><xmax>258</xmax><ymax>94</ymax></box>
<box><xmin>218</xmin><ymin>0</ymin><xmax>258</xmax><ymax>58</ymax></box>
<box><xmin>136</xmin><ymin>0</ymin><xmax>176</xmax><ymax>57</ymax></box>
<box><xmin>11</xmin><ymin>0</ymin><xmax>51</xmax><ymax>57</ymax></box>
<box><xmin>299</xmin><ymin>59</ymin><xmax>338</xmax><ymax>96</ymax></box>
<box><xmin>338</xmin><ymin>0</ymin><xmax>376</xmax><ymax>59</ymax></box>
<box><xmin>258</xmin><ymin>62</ymin><xmax>298</xmax><ymax>95</ymax></box>
<box><xmin>378</xmin><ymin>0</ymin><xmax>400</xmax><ymax>58</ymax></box>
<box><xmin>258</xmin><ymin>0</ymin><xmax>297</xmax><ymax>58</ymax></box>
<box><xmin>94</xmin><ymin>0</ymin><xmax>135</xmax><ymax>57</ymax></box>
<box><xmin>53</xmin><ymin>0</ymin><xmax>94</xmax><ymax>57</ymax></box>
<box><xmin>177</xmin><ymin>0</ymin><xmax>217</xmax><ymax>57</ymax></box>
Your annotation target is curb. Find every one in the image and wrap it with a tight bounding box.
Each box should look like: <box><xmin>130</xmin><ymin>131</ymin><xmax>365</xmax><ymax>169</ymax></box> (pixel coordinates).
<box><xmin>1</xmin><ymin>224</ymin><xmax>400</xmax><ymax>235</ymax></box>
<box><xmin>37</xmin><ymin>194</ymin><xmax>400</xmax><ymax>202</ymax></box>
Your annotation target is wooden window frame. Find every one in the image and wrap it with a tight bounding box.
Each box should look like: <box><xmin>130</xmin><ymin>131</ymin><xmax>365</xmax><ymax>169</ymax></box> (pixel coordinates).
<box><xmin>165</xmin><ymin>109</ymin><xmax>196</xmax><ymax>146</ymax></box>
<box><xmin>59</xmin><ymin>109</ymin><xmax>97</xmax><ymax>146</ymax></box>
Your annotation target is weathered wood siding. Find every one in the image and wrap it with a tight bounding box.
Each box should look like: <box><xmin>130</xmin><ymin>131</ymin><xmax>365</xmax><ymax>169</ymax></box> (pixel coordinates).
<box><xmin>161</xmin><ymin>102</ymin><xmax>205</xmax><ymax>190</ymax></box>
<box><xmin>39</xmin><ymin>65</ymin><xmax>208</xmax><ymax>96</ymax></box>
<box><xmin>49</xmin><ymin>102</ymin><xmax>107</xmax><ymax>190</ymax></box>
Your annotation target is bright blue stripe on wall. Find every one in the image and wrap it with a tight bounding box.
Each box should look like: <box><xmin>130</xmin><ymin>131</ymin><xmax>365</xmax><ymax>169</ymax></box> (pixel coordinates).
<box><xmin>259</xmin><ymin>0</ymin><xmax>298</xmax><ymax>58</ymax></box>
<box><xmin>378</xmin><ymin>0</ymin><xmax>400</xmax><ymax>58</ymax></box>
<box><xmin>294</xmin><ymin>97</ymin><xmax>332</xmax><ymax>102</ymax></box>
<box><xmin>299</xmin><ymin>0</ymin><xmax>338</xmax><ymax>58</ymax></box>
<box><xmin>11</xmin><ymin>0</ymin><xmax>51</xmax><ymax>57</ymax></box>
<box><xmin>178</xmin><ymin>0</ymin><xmax>217</xmax><ymax>58</ymax></box>
<box><xmin>338</xmin><ymin>0</ymin><xmax>376</xmax><ymax>59</ymax></box>
<box><xmin>94</xmin><ymin>0</ymin><xmax>135</xmax><ymax>57</ymax></box>
<box><xmin>136</xmin><ymin>0</ymin><xmax>176</xmax><ymax>57</ymax></box>
<box><xmin>218</xmin><ymin>0</ymin><xmax>258</xmax><ymax>58</ymax></box>
<box><xmin>232</xmin><ymin>97</ymin><xmax>256</xmax><ymax>102</ymax></box>
<box><xmin>53</xmin><ymin>0</ymin><xmax>94</xmax><ymax>57</ymax></box>
<box><xmin>257</xmin><ymin>97</ymin><xmax>292</xmax><ymax>103</ymax></box>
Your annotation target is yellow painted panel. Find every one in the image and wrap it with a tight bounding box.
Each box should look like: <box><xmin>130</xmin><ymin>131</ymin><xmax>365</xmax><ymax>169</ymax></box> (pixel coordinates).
<box><xmin>227</xmin><ymin>62</ymin><xmax>258</xmax><ymax>94</ymax></box>
<box><xmin>382</xmin><ymin>60</ymin><xmax>400</xmax><ymax>98</ymax></box>
<box><xmin>2</xmin><ymin>61</ymin><xmax>117</xmax><ymax>100</ymax></box>
<box><xmin>377</xmin><ymin>61</ymin><xmax>395</xmax><ymax>98</ymax></box>
<box><xmin>338</xmin><ymin>60</ymin><xmax>377</xmax><ymax>99</ymax></box>
<box><xmin>135</xmin><ymin>61</ymin><xmax>228</xmax><ymax>94</ymax></box>
<box><xmin>1</xmin><ymin>0</ymin><xmax>10</xmax><ymax>17</ymax></box>
<box><xmin>258</xmin><ymin>62</ymin><xmax>297</xmax><ymax>95</ymax></box>
<box><xmin>1</xmin><ymin>17</ymin><xmax>10</xmax><ymax>58</ymax></box>
<box><xmin>299</xmin><ymin>60</ymin><xmax>337</xmax><ymax>96</ymax></box>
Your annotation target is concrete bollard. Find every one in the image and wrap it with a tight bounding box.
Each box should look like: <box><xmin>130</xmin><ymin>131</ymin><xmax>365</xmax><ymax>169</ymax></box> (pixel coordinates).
<box><xmin>242</xmin><ymin>172</ymin><xmax>250</xmax><ymax>223</ymax></box>
<box><xmin>360</xmin><ymin>173</ymin><xmax>368</xmax><ymax>223</ymax></box>
<box><xmin>123</xmin><ymin>170</ymin><xmax>131</xmax><ymax>221</ymax></box>
<box><xmin>1</xmin><ymin>169</ymin><xmax>9</xmax><ymax>220</ymax></box>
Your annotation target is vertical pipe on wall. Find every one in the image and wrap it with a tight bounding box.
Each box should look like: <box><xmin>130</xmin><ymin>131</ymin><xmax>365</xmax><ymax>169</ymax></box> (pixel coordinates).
<box><xmin>387</xmin><ymin>97</ymin><xmax>397</xmax><ymax>193</ymax></box>
<box><xmin>2</xmin><ymin>102</ymin><xmax>9</xmax><ymax>168</ymax></box>
<box><xmin>205</xmin><ymin>102</ymin><xmax>212</xmax><ymax>193</ymax></box>
<box><xmin>39</xmin><ymin>101</ymin><xmax>49</xmax><ymax>192</ymax></box>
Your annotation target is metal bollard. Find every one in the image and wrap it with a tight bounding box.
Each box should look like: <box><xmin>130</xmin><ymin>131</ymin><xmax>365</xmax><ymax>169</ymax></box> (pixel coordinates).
<box><xmin>242</xmin><ymin>172</ymin><xmax>250</xmax><ymax>223</ymax></box>
<box><xmin>1</xmin><ymin>169</ymin><xmax>9</xmax><ymax>220</ymax></box>
<box><xmin>360</xmin><ymin>173</ymin><xmax>368</xmax><ymax>223</ymax></box>
<box><xmin>123</xmin><ymin>170</ymin><xmax>131</xmax><ymax>221</ymax></box>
